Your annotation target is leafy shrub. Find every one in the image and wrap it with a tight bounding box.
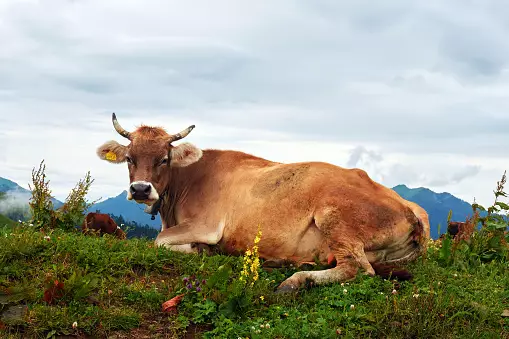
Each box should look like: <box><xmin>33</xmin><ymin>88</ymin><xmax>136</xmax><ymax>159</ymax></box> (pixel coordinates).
<box><xmin>28</xmin><ymin>160</ymin><xmax>96</xmax><ymax>232</ymax></box>
<box><xmin>431</xmin><ymin>170</ymin><xmax>509</xmax><ymax>267</ymax></box>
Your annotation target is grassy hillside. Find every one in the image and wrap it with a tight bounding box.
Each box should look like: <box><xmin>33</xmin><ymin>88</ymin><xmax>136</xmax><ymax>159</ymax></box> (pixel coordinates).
<box><xmin>0</xmin><ymin>225</ymin><xmax>507</xmax><ymax>338</ymax></box>
<box><xmin>0</xmin><ymin>213</ymin><xmax>16</xmax><ymax>228</ymax></box>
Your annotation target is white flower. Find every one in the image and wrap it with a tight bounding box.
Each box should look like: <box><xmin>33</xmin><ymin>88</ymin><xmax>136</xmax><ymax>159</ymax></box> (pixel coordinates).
<box><xmin>266</xmin><ymin>323</ymin><xmax>270</xmax><ymax>328</ymax></box>
<box><xmin>412</xmin><ymin>294</ymin><xmax>419</xmax><ymax>298</ymax></box>
<box><xmin>392</xmin><ymin>289</ymin><xmax>397</xmax><ymax>295</ymax></box>
<box><xmin>44</xmin><ymin>236</ymin><xmax>50</xmax><ymax>241</ymax></box>
<box><xmin>72</xmin><ymin>321</ymin><xmax>78</xmax><ymax>329</ymax></box>
<box><xmin>341</xmin><ymin>282</ymin><xmax>344</xmax><ymax>286</ymax></box>
<box><xmin>350</xmin><ymin>304</ymin><xmax>355</xmax><ymax>310</ymax></box>
<box><xmin>343</xmin><ymin>289</ymin><xmax>348</xmax><ymax>294</ymax></box>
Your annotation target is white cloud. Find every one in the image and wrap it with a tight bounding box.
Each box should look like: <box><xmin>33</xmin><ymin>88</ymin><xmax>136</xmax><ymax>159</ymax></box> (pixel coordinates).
<box><xmin>1</xmin><ymin>0</ymin><xmax>508</xmax><ymax>209</ymax></box>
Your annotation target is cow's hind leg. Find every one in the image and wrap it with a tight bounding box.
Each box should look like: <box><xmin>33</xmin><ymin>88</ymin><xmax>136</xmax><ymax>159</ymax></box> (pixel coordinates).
<box><xmin>275</xmin><ymin>242</ymin><xmax>373</xmax><ymax>293</ymax></box>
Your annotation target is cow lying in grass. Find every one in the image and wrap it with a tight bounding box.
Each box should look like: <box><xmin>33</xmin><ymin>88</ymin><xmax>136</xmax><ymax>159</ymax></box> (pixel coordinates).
<box><xmin>96</xmin><ymin>113</ymin><xmax>430</xmax><ymax>292</ymax></box>
<box><xmin>81</xmin><ymin>212</ymin><xmax>126</xmax><ymax>240</ymax></box>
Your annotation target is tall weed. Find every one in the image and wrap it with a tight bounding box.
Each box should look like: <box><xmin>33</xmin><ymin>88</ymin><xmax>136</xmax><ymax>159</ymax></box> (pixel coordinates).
<box><xmin>28</xmin><ymin>160</ymin><xmax>96</xmax><ymax>232</ymax></box>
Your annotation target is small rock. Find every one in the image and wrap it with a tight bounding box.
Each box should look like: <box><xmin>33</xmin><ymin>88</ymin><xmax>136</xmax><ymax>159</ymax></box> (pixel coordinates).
<box><xmin>502</xmin><ymin>309</ymin><xmax>509</xmax><ymax>317</ymax></box>
<box><xmin>1</xmin><ymin>305</ymin><xmax>28</xmax><ymax>325</ymax></box>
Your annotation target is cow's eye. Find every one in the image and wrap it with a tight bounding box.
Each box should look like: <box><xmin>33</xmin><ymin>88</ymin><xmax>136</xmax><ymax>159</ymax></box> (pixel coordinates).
<box><xmin>160</xmin><ymin>158</ymin><xmax>168</xmax><ymax>166</ymax></box>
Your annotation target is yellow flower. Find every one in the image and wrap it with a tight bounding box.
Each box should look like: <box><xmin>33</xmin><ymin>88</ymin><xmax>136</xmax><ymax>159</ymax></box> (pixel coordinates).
<box><xmin>260</xmin><ymin>295</ymin><xmax>264</xmax><ymax>301</ymax></box>
<box><xmin>239</xmin><ymin>225</ymin><xmax>263</xmax><ymax>286</ymax></box>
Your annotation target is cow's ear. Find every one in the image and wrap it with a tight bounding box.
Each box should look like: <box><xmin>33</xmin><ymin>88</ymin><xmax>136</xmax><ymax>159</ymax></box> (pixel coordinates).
<box><xmin>169</xmin><ymin>142</ymin><xmax>203</xmax><ymax>167</ymax></box>
<box><xmin>96</xmin><ymin>140</ymin><xmax>128</xmax><ymax>163</ymax></box>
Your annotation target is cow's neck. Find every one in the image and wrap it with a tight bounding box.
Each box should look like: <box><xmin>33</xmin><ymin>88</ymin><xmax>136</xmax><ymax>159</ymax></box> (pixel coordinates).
<box><xmin>157</xmin><ymin>162</ymin><xmax>201</xmax><ymax>228</ymax></box>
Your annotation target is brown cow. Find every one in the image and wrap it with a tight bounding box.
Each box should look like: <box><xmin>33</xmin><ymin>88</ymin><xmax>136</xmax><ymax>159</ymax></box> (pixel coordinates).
<box><xmin>96</xmin><ymin>113</ymin><xmax>430</xmax><ymax>292</ymax></box>
<box><xmin>81</xmin><ymin>212</ymin><xmax>126</xmax><ymax>240</ymax></box>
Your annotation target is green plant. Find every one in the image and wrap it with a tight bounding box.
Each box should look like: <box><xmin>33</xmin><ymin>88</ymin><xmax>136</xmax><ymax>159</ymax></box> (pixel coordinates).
<box><xmin>56</xmin><ymin>171</ymin><xmax>97</xmax><ymax>232</ymax></box>
<box><xmin>28</xmin><ymin>160</ymin><xmax>55</xmax><ymax>229</ymax></box>
<box><xmin>433</xmin><ymin>170</ymin><xmax>509</xmax><ymax>268</ymax></box>
<box><xmin>27</xmin><ymin>160</ymin><xmax>96</xmax><ymax>232</ymax></box>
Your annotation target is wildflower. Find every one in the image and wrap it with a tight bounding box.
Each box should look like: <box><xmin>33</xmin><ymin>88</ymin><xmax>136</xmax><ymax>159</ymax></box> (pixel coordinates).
<box><xmin>44</xmin><ymin>236</ymin><xmax>50</xmax><ymax>241</ymax></box>
<box><xmin>341</xmin><ymin>282</ymin><xmax>344</xmax><ymax>286</ymax></box>
<box><xmin>453</xmin><ymin>273</ymin><xmax>458</xmax><ymax>277</ymax></box>
<box><xmin>183</xmin><ymin>277</ymin><xmax>189</xmax><ymax>283</ymax></box>
<box><xmin>260</xmin><ymin>295</ymin><xmax>264</xmax><ymax>301</ymax></box>
<box><xmin>108</xmin><ymin>290</ymin><xmax>113</xmax><ymax>295</ymax></box>
<box><xmin>72</xmin><ymin>321</ymin><xmax>78</xmax><ymax>329</ymax></box>
<box><xmin>266</xmin><ymin>323</ymin><xmax>270</xmax><ymax>328</ymax></box>
<box><xmin>186</xmin><ymin>283</ymin><xmax>192</xmax><ymax>289</ymax></box>
<box><xmin>196</xmin><ymin>287</ymin><xmax>201</xmax><ymax>292</ymax></box>
<box><xmin>260</xmin><ymin>324</ymin><xmax>265</xmax><ymax>328</ymax></box>
<box><xmin>413</xmin><ymin>294</ymin><xmax>419</xmax><ymax>298</ymax></box>
<box><xmin>392</xmin><ymin>289</ymin><xmax>397</xmax><ymax>295</ymax></box>
<box><xmin>202</xmin><ymin>279</ymin><xmax>206</xmax><ymax>284</ymax></box>
<box><xmin>240</xmin><ymin>226</ymin><xmax>263</xmax><ymax>286</ymax></box>
<box><xmin>343</xmin><ymin>289</ymin><xmax>348</xmax><ymax>294</ymax></box>
<box><xmin>350</xmin><ymin>304</ymin><xmax>355</xmax><ymax>310</ymax></box>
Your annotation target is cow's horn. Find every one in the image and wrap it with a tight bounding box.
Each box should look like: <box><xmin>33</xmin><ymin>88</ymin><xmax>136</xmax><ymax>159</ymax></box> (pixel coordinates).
<box><xmin>112</xmin><ymin>112</ymin><xmax>131</xmax><ymax>140</ymax></box>
<box><xmin>167</xmin><ymin>125</ymin><xmax>196</xmax><ymax>143</ymax></box>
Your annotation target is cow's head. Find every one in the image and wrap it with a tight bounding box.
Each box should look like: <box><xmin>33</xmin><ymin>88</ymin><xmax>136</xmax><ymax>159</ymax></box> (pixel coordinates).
<box><xmin>96</xmin><ymin>113</ymin><xmax>202</xmax><ymax>206</ymax></box>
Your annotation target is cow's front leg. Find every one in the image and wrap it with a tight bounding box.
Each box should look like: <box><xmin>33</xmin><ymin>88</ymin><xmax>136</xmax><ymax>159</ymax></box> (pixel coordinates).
<box><xmin>154</xmin><ymin>221</ymin><xmax>222</xmax><ymax>254</ymax></box>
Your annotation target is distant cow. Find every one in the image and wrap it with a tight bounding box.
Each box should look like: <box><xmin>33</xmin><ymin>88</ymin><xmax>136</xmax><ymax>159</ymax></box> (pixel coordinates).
<box><xmin>447</xmin><ymin>221</ymin><xmax>466</xmax><ymax>238</ymax></box>
<box><xmin>81</xmin><ymin>212</ymin><xmax>126</xmax><ymax>239</ymax></box>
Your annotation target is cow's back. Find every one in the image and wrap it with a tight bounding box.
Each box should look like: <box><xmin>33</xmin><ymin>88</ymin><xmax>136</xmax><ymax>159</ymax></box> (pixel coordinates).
<box><xmin>181</xmin><ymin>151</ymin><xmax>426</xmax><ymax>258</ymax></box>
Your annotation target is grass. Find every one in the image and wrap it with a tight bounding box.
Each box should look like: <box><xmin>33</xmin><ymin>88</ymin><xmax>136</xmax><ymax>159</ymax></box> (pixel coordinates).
<box><xmin>0</xmin><ymin>224</ymin><xmax>508</xmax><ymax>339</ymax></box>
<box><xmin>0</xmin><ymin>214</ymin><xmax>16</xmax><ymax>228</ymax></box>
<box><xmin>1</xmin><ymin>162</ymin><xmax>507</xmax><ymax>338</ymax></box>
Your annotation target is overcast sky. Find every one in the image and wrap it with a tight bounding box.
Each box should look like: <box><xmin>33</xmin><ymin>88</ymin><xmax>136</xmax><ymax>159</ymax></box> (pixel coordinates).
<box><xmin>1</xmin><ymin>0</ymin><xmax>508</xmax><ymax>209</ymax></box>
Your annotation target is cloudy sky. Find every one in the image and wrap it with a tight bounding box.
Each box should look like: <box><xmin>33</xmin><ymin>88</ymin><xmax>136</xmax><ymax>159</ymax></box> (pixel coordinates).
<box><xmin>1</xmin><ymin>0</ymin><xmax>508</xmax><ymax>208</ymax></box>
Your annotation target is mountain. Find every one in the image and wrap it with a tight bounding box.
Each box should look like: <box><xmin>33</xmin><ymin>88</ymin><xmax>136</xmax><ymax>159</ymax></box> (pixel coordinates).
<box><xmin>0</xmin><ymin>177</ymin><xmax>64</xmax><ymax>222</ymax></box>
<box><xmin>0</xmin><ymin>177</ymin><xmax>64</xmax><ymax>209</ymax></box>
<box><xmin>392</xmin><ymin>184</ymin><xmax>478</xmax><ymax>239</ymax></box>
<box><xmin>88</xmin><ymin>191</ymin><xmax>161</xmax><ymax>229</ymax></box>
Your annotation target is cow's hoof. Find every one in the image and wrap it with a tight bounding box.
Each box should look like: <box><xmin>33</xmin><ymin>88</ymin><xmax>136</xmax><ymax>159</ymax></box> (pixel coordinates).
<box><xmin>275</xmin><ymin>277</ymin><xmax>302</xmax><ymax>294</ymax></box>
<box><xmin>274</xmin><ymin>283</ymin><xmax>298</xmax><ymax>294</ymax></box>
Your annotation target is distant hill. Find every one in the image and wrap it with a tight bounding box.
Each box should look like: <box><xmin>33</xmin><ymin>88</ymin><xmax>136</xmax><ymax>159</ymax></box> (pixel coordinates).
<box><xmin>0</xmin><ymin>177</ymin><xmax>64</xmax><ymax>209</ymax></box>
<box><xmin>88</xmin><ymin>191</ymin><xmax>161</xmax><ymax>229</ymax></box>
<box><xmin>392</xmin><ymin>184</ymin><xmax>478</xmax><ymax>239</ymax></box>
<box><xmin>0</xmin><ymin>213</ymin><xmax>16</xmax><ymax>228</ymax></box>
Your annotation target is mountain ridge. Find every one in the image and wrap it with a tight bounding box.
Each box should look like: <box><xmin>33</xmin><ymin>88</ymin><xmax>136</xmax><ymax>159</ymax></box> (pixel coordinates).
<box><xmin>1</xmin><ymin>176</ymin><xmax>482</xmax><ymax>239</ymax></box>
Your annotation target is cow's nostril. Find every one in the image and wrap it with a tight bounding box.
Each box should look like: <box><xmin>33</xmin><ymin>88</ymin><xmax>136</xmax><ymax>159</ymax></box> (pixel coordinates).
<box><xmin>129</xmin><ymin>185</ymin><xmax>137</xmax><ymax>194</ymax></box>
<box><xmin>143</xmin><ymin>185</ymin><xmax>151</xmax><ymax>194</ymax></box>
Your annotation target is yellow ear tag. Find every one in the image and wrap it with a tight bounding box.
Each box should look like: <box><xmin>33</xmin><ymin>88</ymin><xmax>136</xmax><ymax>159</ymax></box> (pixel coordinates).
<box><xmin>105</xmin><ymin>151</ymin><xmax>117</xmax><ymax>161</ymax></box>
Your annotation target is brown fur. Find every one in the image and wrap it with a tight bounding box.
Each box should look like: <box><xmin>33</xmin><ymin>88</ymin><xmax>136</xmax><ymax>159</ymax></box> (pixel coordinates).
<box><xmin>97</xmin><ymin>116</ymin><xmax>431</xmax><ymax>292</ymax></box>
<box><xmin>82</xmin><ymin>212</ymin><xmax>126</xmax><ymax>240</ymax></box>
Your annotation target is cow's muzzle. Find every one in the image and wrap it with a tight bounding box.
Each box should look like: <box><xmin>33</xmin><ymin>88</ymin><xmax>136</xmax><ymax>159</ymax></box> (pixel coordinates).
<box><xmin>127</xmin><ymin>181</ymin><xmax>159</xmax><ymax>205</ymax></box>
